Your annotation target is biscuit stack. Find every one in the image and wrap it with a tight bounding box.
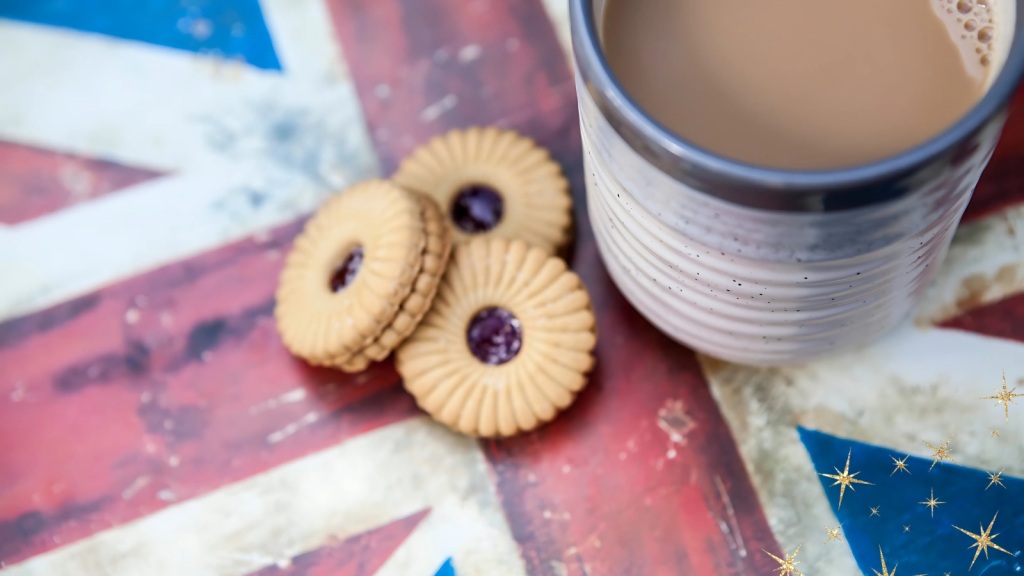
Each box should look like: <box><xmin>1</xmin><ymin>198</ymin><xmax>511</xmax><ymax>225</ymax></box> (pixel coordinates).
<box><xmin>275</xmin><ymin>127</ymin><xmax>597</xmax><ymax>437</ymax></box>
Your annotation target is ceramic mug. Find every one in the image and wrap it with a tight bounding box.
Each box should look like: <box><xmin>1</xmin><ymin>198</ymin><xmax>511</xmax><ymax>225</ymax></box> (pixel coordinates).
<box><xmin>571</xmin><ymin>0</ymin><xmax>1024</xmax><ymax>365</ymax></box>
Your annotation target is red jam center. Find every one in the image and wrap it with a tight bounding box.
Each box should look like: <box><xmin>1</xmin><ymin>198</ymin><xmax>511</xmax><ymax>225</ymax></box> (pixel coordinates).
<box><xmin>330</xmin><ymin>246</ymin><xmax>364</xmax><ymax>292</ymax></box>
<box><xmin>466</xmin><ymin>307</ymin><xmax>522</xmax><ymax>365</ymax></box>
<box><xmin>450</xmin><ymin>185</ymin><xmax>504</xmax><ymax>233</ymax></box>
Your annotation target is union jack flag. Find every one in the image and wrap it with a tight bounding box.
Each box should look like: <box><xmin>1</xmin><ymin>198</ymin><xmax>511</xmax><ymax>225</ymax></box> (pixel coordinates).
<box><xmin>0</xmin><ymin>1</ymin><xmax>1022</xmax><ymax>575</ymax></box>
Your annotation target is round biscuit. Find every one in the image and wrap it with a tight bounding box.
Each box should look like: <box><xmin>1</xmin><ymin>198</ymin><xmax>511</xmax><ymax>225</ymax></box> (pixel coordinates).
<box><xmin>396</xmin><ymin>237</ymin><xmax>596</xmax><ymax>437</ymax></box>
<box><xmin>393</xmin><ymin>127</ymin><xmax>572</xmax><ymax>253</ymax></box>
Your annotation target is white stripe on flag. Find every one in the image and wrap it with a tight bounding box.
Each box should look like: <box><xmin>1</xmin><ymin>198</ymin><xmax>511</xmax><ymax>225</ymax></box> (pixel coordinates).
<box><xmin>259</xmin><ymin>0</ymin><xmax>354</xmax><ymax>82</ymax></box>
<box><xmin>916</xmin><ymin>205</ymin><xmax>1024</xmax><ymax>325</ymax></box>
<box><xmin>4</xmin><ymin>418</ymin><xmax>527</xmax><ymax>576</ymax></box>
<box><xmin>0</xmin><ymin>14</ymin><xmax>379</xmax><ymax>321</ymax></box>
<box><xmin>701</xmin><ymin>203</ymin><xmax>1024</xmax><ymax>574</ymax></box>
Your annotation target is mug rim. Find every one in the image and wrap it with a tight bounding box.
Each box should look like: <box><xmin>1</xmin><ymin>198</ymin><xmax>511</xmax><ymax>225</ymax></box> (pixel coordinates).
<box><xmin>571</xmin><ymin>0</ymin><xmax>1024</xmax><ymax>211</ymax></box>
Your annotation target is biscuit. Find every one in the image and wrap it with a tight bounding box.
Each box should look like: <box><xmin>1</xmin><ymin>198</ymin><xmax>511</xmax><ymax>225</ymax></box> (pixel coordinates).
<box><xmin>393</xmin><ymin>127</ymin><xmax>572</xmax><ymax>254</ymax></box>
<box><xmin>396</xmin><ymin>237</ymin><xmax>597</xmax><ymax>437</ymax></box>
<box><xmin>335</xmin><ymin>194</ymin><xmax>453</xmax><ymax>371</ymax></box>
<box><xmin>275</xmin><ymin>180</ymin><xmax>425</xmax><ymax>365</ymax></box>
<box><xmin>336</xmin><ymin>351</ymin><xmax>372</xmax><ymax>373</ymax></box>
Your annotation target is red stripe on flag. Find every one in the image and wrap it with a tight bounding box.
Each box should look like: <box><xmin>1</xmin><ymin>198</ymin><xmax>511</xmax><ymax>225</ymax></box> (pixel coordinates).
<box><xmin>963</xmin><ymin>84</ymin><xmax>1024</xmax><ymax>223</ymax></box>
<box><xmin>940</xmin><ymin>292</ymin><xmax>1024</xmax><ymax>344</ymax></box>
<box><xmin>0</xmin><ymin>141</ymin><xmax>164</xmax><ymax>225</ymax></box>
<box><xmin>327</xmin><ymin>0</ymin><xmax>781</xmax><ymax>573</ymax></box>
<box><xmin>0</xmin><ymin>222</ymin><xmax>420</xmax><ymax>565</ymax></box>
<box><xmin>325</xmin><ymin>0</ymin><xmax>576</xmax><ymax>174</ymax></box>
<box><xmin>245</xmin><ymin>510</ymin><xmax>430</xmax><ymax>576</ymax></box>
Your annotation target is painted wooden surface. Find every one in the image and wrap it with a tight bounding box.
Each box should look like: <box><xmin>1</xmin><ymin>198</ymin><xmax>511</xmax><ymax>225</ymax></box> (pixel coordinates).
<box><xmin>0</xmin><ymin>142</ymin><xmax>164</xmax><ymax>226</ymax></box>
<box><xmin>1</xmin><ymin>1</ymin><xmax>1023</xmax><ymax>575</ymax></box>
<box><xmin>326</xmin><ymin>0</ymin><xmax>779</xmax><ymax>573</ymax></box>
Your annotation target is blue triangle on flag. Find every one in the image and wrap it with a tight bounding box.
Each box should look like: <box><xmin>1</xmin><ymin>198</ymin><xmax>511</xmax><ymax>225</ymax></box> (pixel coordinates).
<box><xmin>0</xmin><ymin>0</ymin><xmax>281</xmax><ymax>70</ymax></box>
<box><xmin>798</xmin><ymin>426</ymin><xmax>1023</xmax><ymax>575</ymax></box>
<box><xmin>434</xmin><ymin>558</ymin><xmax>456</xmax><ymax>576</ymax></box>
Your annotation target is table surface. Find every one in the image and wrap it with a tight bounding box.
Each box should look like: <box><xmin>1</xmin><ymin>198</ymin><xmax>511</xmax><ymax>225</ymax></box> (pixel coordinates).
<box><xmin>1</xmin><ymin>1</ymin><xmax>1023</xmax><ymax>575</ymax></box>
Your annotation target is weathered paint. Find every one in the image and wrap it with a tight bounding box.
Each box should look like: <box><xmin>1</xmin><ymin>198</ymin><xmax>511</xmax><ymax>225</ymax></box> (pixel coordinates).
<box><xmin>0</xmin><ymin>0</ymin><xmax>282</xmax><ymax>69</ymax></box>
<box><xmin>800</xmin><ymin>427</ymin><xmax>1024</xmax><ymax>575</ymax></box>
<box><xmin>0</xmin><ymin>141</ymin><xmax>164</xmax><ymax>225</ymax></box>
<box><xmin>4</xmin><ymin>419</ymin><xmax>526</xmax><ymax>575</ymax></box>
<box><xmin>0</xmin><ymin>221</ymin><xmax>421</xmax><ymax>565</ymax></box>
<box><xmin>327</xmin><ymin>0</ymin><xmax>782</xmax><ymax>573</ymax></box>
<box><xmin>0</xmin><ymin>17</ymin><xmax>376</xmax><ymax>321</ymax></box>
<box><xmin>1</xmin><ymin>0</ymin><xmax>1023</xmax><ymax>574</ymax></box>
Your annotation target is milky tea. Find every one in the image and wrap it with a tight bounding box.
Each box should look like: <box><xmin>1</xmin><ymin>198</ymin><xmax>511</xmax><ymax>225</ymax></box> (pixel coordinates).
<box><xmin>603</xmin><ymin>0</ymin><xmax>1012</xmax><ymax>169</ymax></box>
<box><xmin>574</xmin><ymin>0</ymin><xmax>1020</xmax><ymax>364</ymax></box>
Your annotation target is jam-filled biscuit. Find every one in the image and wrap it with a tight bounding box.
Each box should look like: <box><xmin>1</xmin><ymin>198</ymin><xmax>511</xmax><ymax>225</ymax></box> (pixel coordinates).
<box><xmin>396</xmin><ymin>237</ymin><xmax>597</xmax><ymax>437</ymax></box>
<box><xmin>335</xmin><ymin>194</ymin><xmax>453</xmax><ymax>372</ymax></box>
<box><xmin>393</xmin><ymin>127</ymin><xmax>572</xmax><ymax>253</ymax></box>
<box><xmin>275</xmin><ymin>180</ymin><xmax>425</xmax><ymax>365</ymax></box>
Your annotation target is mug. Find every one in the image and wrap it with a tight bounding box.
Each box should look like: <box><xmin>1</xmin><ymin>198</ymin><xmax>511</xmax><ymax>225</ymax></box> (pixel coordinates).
<box><xmin>571</xmin><ymin>0</ymin><xmax>1024</xmax><ymax>365</ymax></box>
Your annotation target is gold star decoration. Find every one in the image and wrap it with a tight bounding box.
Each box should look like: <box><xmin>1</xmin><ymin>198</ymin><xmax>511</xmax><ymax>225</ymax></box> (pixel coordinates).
<box><xmin>819</xmin><ymin>448</ymin><xmax>874</xmax><ymax>508</ymax></box>
<box><xmin>872</xmin><ymin>546</ymin><xmax>898</xmax><ymax>576</ymax></box>
<box><xmin>870</xmin><ymin>506</ymin><xmax>881</xmax><ymax>517</ymax></box>
<box><xmin>919</xmin><ymin>488</ymin><xmax>946</xmax><ymax>518</ymax></box>
<box><xmin>952</xmin><ymin>511</ymin><xmax>1014</xmax><ymax>570</ymax></box>
<box><xmin>991</xmin><ymin>428</ymin><xmax>1000</xmax><ymax>438</ymax></box>
<box><xmin>763</xmin><ymin>545</ymin><xmax>804</xmax><ymax>576</ymax></box>
<box><xmin>980</xmin><ymin>372</ymin><xmax>1023</xmax><ymax>422</ymax></box>
<box><xmin>823</xmin><ymin>524</ymin><xmax>844</xmax><ymax>545</ymax></box>
<box><xmin>904</xmin><ymin>525</ymin><xmax>911</xmax><ymax>533</ymax></box>
<box><xmin>986</xmin><ymin>469</ymin><xmax>1005</xmax><ymax>490</ymax></box>
<box><xmin>923</xmin><ymin>436</ymin><xmax>958</xmax><ymax>471</ymax></box>
<box><xmin>891</xmin><ymin>455</ymin><xmax>912</xmax><ymax>476</ymax></box>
